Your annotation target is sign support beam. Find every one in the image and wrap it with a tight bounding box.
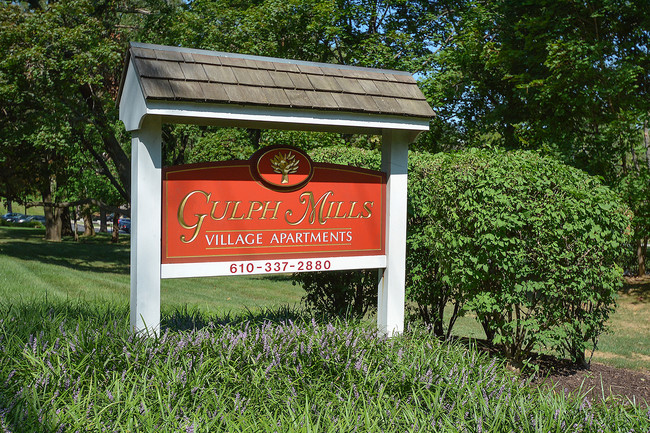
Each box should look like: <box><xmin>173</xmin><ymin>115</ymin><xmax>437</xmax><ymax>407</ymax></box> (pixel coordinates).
<box><xmin>130</xmin><ymin>117</ymin><xmax>162</xmax><ymax>335</ymax></box>
<box><xmin>378</xmin><ymin>130</ymin><xmax>410</xmax><ymax>336</ymax></box>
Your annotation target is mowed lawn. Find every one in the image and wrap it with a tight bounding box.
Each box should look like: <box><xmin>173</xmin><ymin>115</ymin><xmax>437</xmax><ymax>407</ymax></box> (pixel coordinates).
<box><xmin>0</xmin><ymin>226</ymin><xmax>304</xmax><ymax>314</ymax></box>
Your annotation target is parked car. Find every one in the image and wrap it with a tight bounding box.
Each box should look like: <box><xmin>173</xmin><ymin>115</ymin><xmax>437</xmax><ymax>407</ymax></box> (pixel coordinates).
<box><xmin>118</xmin><ymin>217</ymin><xmax>131</xmax><ymax>233</ymax></box>
<box><xmin>15</xmin><ymin>215</ymin><xmax>32</xmax><ymax>223</ymax></box>
<box><xmin>22</xmin><ymin>215</ymin><xmax>46</xmax><ymax>224</ymax></box>
<box><xmin>2</xmin><ymin>213</ymin><xmax>25</xmax><ymax>222</ymax></box>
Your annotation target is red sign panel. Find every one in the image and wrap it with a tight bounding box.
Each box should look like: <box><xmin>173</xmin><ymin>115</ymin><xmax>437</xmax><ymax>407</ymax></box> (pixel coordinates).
<box><xmin>162</xmin><ymin>145</ymin><xmax>386</xmax><ymax>265</ymax></box>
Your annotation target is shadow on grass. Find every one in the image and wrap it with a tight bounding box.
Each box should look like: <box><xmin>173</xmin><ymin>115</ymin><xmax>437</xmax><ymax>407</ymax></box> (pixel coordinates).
<box><xmin>161</xmin><ymin>304</ymin><xmax>309</xmax><ymax>331</ymax></box>
<box><xmin>621</xmin><ymin>275</ymin><xmax>650</xmax><ymax>303</ymax></box>
<box><xmin>0</xmin><ymin>227</ymin><xmax>129</xmax><ymax>275</ymax></box>
<box><xmin>1</xmin><ymin>296</ymin><xmax>310</xmax><ymax>340</ymax></box>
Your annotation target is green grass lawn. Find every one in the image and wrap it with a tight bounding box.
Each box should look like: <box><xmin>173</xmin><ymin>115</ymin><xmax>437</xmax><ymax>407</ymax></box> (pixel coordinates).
<box><xmin>0</xmin><ymin>226</ymin><xmax>304</xmax><ymax>314</ymax></box>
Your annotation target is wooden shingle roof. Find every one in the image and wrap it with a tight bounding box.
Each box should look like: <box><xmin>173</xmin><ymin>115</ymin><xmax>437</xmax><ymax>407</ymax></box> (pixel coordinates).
<box><xmin>120</xmin><ymin>42</ymin><xmax>434</xmax><ymax>120</ymax></box>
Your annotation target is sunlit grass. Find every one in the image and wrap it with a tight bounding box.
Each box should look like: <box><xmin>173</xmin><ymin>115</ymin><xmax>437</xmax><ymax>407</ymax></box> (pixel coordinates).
<box><xmin>0</xmin><ymin>227</ymin><xmax>304</xmax><ymax>313</ymax></box>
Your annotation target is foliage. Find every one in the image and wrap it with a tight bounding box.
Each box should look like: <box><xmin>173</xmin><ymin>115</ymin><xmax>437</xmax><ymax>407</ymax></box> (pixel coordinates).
<box><xmin>293</xmin><ymin>269</ymin><xmax>378</xmax><ymax>319</ymax></box>
<box><xmin>419</xmin><ymin>0</ymin><xmax>650</xmax><ymax>179</ymax></box>
<box><xmin>1</xmin><ymin>299</ymin><xmax>648</xmax><ymax>432</ymax></box>
<box><xmin>410</xmin><ymin>149</ymin><xmax>631</xmax><ymax>364</ymax></box>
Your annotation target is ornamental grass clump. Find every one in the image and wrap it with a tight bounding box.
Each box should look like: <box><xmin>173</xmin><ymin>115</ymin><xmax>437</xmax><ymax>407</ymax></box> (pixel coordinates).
<box><xmin>0</xmin><ymin>299</ymin><xmax>648</xmax><ymax>432</ymax></box>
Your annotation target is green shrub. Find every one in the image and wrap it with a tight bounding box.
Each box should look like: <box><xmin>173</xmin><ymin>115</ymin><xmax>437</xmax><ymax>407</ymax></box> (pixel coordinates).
<box><xmin>411</xmin><ymin>149</ymin><xmax>631</xmax><ymax>364</ymax></box>
<box><xmin>293</xmin><ymin>269</ymin><xmax>378</xmax><ymax>319</ymax></box>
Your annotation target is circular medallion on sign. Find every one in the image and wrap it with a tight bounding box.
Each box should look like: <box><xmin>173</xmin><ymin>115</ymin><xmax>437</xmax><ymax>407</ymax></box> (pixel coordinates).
<box><xmin>251</xmin><ymin>145</ymin><xmax>314</xmax><ymax>192</ymax></box>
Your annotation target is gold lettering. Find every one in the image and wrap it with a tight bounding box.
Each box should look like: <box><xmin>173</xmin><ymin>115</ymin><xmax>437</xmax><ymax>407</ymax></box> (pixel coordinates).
<box><xmin>228</xmin><ymin>201</ymin><xmax>245</xmax><ymax>220</ymax></box>
<box><xmin>246</xmin><ymin>201</ymin><xmax>264</xmax><ymax>220</ymax></box>
<box><xmin>362</xmin><ymin>201</ymin><xmax>374</xmax><ymax>218</ymax></box>
<box><xmin>261</xmin><ymin>201</ymin><xmax>281</xmax><ymax>220</ymax></box>
<box><xmin>285</xmin><ymin>191</ymin><xmax>333</xmax><ymax>225</ymax></box>
<box><xmin>347</xmin><ymin>201</ymin><xmax>360</xmax><ymax>218</ymax></box>
<box><xmin>178</xmin><ymin>190</ymin><xmax>210</xmax><ymax>243</ymax></box>
<box><xmin>210</xmin><ymin>201</ymin><xmax>229</xmax><ymax>221</ymax></box>
<box><xmin>333</xmin><ymin>202</ymin><xmax>348</xmax><ymax>219</ymax></box>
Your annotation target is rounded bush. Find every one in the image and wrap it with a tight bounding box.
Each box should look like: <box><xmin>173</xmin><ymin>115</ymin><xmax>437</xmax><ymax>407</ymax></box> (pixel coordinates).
<box><xmin>409</xmin><ymin>149</ymin><xmax>631</xmax><ymax>364</ymax></box>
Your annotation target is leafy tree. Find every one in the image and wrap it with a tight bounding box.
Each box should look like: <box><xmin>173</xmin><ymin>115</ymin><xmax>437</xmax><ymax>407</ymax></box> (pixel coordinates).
<box><xmin>0</xmin><ymin>0</ymin><xmax>182</xmax><ymax>239</ymax></box>
<box><xmin>418</xmin><ymin>0</ymin><xmax>649</xmax><ymax>273</ymax></box>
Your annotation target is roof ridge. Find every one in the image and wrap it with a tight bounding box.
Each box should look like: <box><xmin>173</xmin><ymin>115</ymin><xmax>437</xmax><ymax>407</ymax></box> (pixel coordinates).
<box><xmin>129</xmin><ymin>42</ymin><xmax>414</xmax><ymax>77</ymax></box>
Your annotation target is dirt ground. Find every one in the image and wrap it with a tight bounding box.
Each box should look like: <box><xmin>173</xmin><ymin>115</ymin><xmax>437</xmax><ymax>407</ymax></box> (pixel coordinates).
<box><xmin>534</xmin><ymin>275</ymin><xmax>650</xmax><ymax>406</ymax></box>
<box><xmin>535</xmin><ymin>359</ymin><xmax>650</xmax><ymax>406</ymax></box>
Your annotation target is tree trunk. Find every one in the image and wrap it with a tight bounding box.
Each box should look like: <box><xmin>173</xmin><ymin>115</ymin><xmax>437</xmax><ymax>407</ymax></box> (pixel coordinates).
<box><xmin>99</xmin><ymin>208</ymin><xmax>108</xmax><ymax>233</ymax></box>
<box><xmin>643</xmin><ymin>120</ymin><xmax>650</xmax><ymax>170</ymax></box>
<box><xmin>639</xmin><ymin>237</ymin><xmax>648</xmax><ymax>277</ymax></box>
<box><xmin>42</xmin><ymin>187</ymin><xmax>62</xmax><ymax>242</ymax></box>
<box><xmin>61</xmin><ymin>207</ymin><xmax>74</xmax><ymax>237</ymax></box>
<box><xmin>73</xmin><ymin>207</ymin><xmax>79</xmax><ymax>242</ymax></box>
<box><xmin>81</xmin><ymin>204</ymin><xmax>95</xmax><ymax>236</ymax></box>
<box><xmin>111</xmin><ymin>212</ymin><xmax>120</xmax><ymax>243</ymax></box>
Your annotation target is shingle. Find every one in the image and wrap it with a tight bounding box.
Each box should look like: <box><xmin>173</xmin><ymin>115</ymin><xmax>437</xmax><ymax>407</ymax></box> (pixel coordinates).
<box><xmin>251</xmin><ymin>59</ymin><xmax>276</xmax><ymax>71</ymax></box>
<box><xmin>181</xmin><ymin>52</ymin><xmax>195</xmax><ymax>63</ymax></box>
<box><xmin>199</xmin><ymin>82</ymin><xmax>229</xmax><ymax>102</ymax></box>
<box><xmin>219</xmin><ymin>56</ymin><xmax>248</xmax><ymax>68</ymax></box>
<box><xmin>371</xmin><ymin>96</ymin><xmax>402</xmax><ymax>114</ymax></box>
<box><xmin>134</xmin><ymin>58</ymin><xmax>185</xmax><ymax>80</ymax></box>
<box><xmin>297</xmin><ymin>64</ymin><xmax>324</xmax><ymax>75</ymax></box>
<box><xmin>268</xmin><ymin>71</ymin><xmax>295</xmax><ymax>88</ymax></box>
<box><xmin>400</xmin><ymin>84</ymin><xmax>428</xmax><ymax>100</ymax></box>
<box><xmin>140</xmin><ymin>78</ymin><xmax>173</xmax><ymax>99</ymax></box>
<box><xmin>242</xmin><ymin>85</ymin><xmax>270</xmax><ymax>105</ymax></box>
<box><xmin>374</xmin><ymin>81</ymin><xmax>404</xmax><ymax>98</ymax></box>
<box><xmin>180</xmin><ymin>63</ymin><xmax>209</xmax><ymax>81</ymax></box>
<box><xmin>234</xmin><ymin>68</ymin><xmax>275</xmax><ymax>87</ymax></box>
<box><xmin>388</xmin><ymin>73</ymin><xmax>415</xmax><ymax>84</ymax></box>
<box><xmin>358</xmin><ymin>79</ymin><xmax>382</xmax><ymax>95</ymax></box>
<box><xmin>284</xmin><ymin>89</ymin><xmax>314</xmax><ymax>108</ymax></box>
<box><xmin>331</xmin><ymin>93</ymin><xmax>365</xmax><ymax>112</ymax></box>
<box><xmin>306</xmin><ymin>91</ymin><xmax>339</xmax><ymax>109</ymax></box>
<box><xmin>192</xmin><ymin>53</ymin><xmax>222</xmax><ymax>65</ymax></box>
<box><xmin>243</xmin><ymin>59</ymin><xmax>260</xmax><ymax>69</ymax></box>
<box><xmin>334</xmin><ymin>77</ymin><xmax>363</xmax><ymax>94</ymax></box>
<box><xmin>307</xmin><ymin>75</ymin><xmax>343</xmax><ymax>92</ymax></box>
<box><xmin>232</xmin><ymin>68</ymin><xmax>257</xmax><ymax>86</ymax></box>
<box><xmin>287</xmin><ymin>73</ymin><xmax>313</xmax><ymax>90</ymax></box>
<box><xmin>169</xmin><ymin>80</ymin><xmax>205</xmax><ymax>100</ymax></box>
<box><xmin>203</xmin><ymin>64</ymin><xmax>238</xmax><ymax>84</ymax></box>
<box><xmin>222</xmin><ymin>84</ymin><xmax>249</xmax><ymax>104</ymax></box>
<box><xmin>354</xmin><ymin>94</ymin><xmax>381</xmax><ymax>112</ymax></box>
<box><xmin>273</xmin><ymin>62</ymin><xmax>301</xmax><ymax>73</ymax></box>
<box><xmin>319</xmin><ymin>65</ymin><xmax>345</xmax><ymax>77</ymax></box>
<box><xmin>131</xmin><ymin>47</ymin><xmax>157</xmax><ymax>59</ymax></box>
<box><xmin>394</xmin><ymin>98</ymin><xmax>435</xmax><ymax>117</ymax></box>
<box><xmin>260</xmin><ymin>88</ymin><xmax>291</xmax><ymax>106</ymax></box>
<box><xmin>338</xmin><ymin>68</ymin><xmax>385</xmax><ymax>81</ymax></box>
<box><xmin>154</xmin><ymin>49</ymin><xmax>184</xmax><ymax>62</ymax></box>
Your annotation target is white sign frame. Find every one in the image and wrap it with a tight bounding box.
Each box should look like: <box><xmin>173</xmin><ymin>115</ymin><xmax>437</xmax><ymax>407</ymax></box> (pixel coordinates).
<box><xmin>120</xmin><ymin>54</ymin><xmax>427</xmax><ymax>337</ymax></box>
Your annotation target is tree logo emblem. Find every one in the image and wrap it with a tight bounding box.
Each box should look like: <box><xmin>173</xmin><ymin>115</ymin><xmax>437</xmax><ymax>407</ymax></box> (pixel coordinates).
<box><xmin>251</xmin><ymin>145</ymin><xmax>314</xmax><ymax>192</ymax></box>
<box><xmin>270</xmin><ymin>151</ymin><xmax>299</xmax><ymax>184</ymax></box>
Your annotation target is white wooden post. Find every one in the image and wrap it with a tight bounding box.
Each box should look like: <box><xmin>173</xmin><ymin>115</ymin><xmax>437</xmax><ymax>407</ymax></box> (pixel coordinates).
<box><xmin>130</xmin><ymin>117</ymin><xmax>162</xmax><ymax>335</ymax></box>
<box><xmin>378</xmin><ymin>130</ymin><xmax>410</xmax><ymax>336</ymax></box>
